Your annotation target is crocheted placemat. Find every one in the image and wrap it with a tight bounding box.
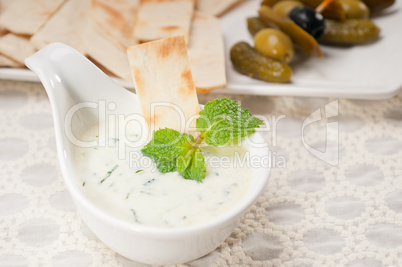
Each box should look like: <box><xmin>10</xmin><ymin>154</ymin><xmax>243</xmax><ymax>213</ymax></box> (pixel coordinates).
<box><xmin>0</xmin><ymin>80</ymin><xmax>401</xmax><ymax>266</ymax></box>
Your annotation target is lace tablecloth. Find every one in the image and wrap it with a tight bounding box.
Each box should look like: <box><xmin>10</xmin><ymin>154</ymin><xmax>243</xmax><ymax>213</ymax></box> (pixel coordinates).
<box><xmin>0</xmin><ymin>80</ymin><xmax>401</xmax><ymax>266</ymax></box>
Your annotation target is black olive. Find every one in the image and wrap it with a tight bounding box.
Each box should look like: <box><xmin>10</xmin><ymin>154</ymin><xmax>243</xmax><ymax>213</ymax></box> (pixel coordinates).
<box><xmin>289</xmin><ymin>6</ymin><xmax>325</xmax><ymax>39</ymax></box>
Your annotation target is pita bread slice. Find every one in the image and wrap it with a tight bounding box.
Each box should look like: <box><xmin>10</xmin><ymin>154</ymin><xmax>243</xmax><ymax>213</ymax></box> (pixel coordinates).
<box><xmin>134</xmin><ymin>0</ymin><xmax>195</xmax><ymax>43</ymax></box>
<box><xmin>0</xmin><ymin>0</ymin><xmax>65</xmax><ymax>35</ymax></box>
<box><xmin>0</xmin><ymin>54</ymin><xmax>23</xmax><ymax>67</ymax></box>
<box><xmin>127</xmin><ymin>36</ymin><xmax>200</xmax><ymax>133</ymax></box>
<box><xmin>30</xmin><ymin>0</ymin><xmax>90</xmax><ymax>54</ymax></box>
<box><xmin>0</xmin><ymin>33</ymin><xmax>36</xmax><ymax>64</ymax></box>
<box><xmin>188</xmin><ymin>11</ymin><xmax>226</xmax><ymax>93</ymax></box>
<box><xmin>0</xmin><ymin>27</ymin><xmax>6</xmax><ymax>37</ymax></box>
<box><xmin>85</xmin><ymin>18</ymin><xmax>133</xmax><ymax>81</ymax></box>
<box><xmin>196</xmin><ymin>0</ymin><xmax>244</xmax><ymax>17</ymax></box>
<box><xmin>90</xmin><ymin>0</ymin><xmax>139</xmax><ymax>48</ymax></box>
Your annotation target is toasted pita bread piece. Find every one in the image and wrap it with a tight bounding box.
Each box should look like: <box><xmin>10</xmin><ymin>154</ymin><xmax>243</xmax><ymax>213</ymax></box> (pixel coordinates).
<box><xmin>90</xmin><ymin>0</ymin><xmax>139</xmax><ymax>48</ymax></box>
<box><xmin>196</xmin><ymin>0</ymin><xmax>243</xmax><ymax>16</ymax></box>
<box><xmin>127</xmin><ymin>36</ymin><xmax>200</xmax><ymax>133</ymax></box>
<box><xmin>0</xmin><ymin>54</ymin><xmax>23</xmax><ymax>67</ymax></box>
<box><xmin>0</xmin><ymin>33</ymin><xmax>36</xmax><ymax>64</ymax></box>
<box><xmin>134</xmin><ymin>0</ymin><xmax>195</xmax><ymax>43</ymax></box>
<box><xmin>85</xmin><ymin>18</ymin><xmax>133</xmax><ymax>81</ymax></box>
<box><xmin>188</xmin><ymin>11</ymin><xmax>226</xmax><ymax>93</ymax></box>
<box><xmin>0</xmin><ymin>27</ymin><xmax>6</xmax><ymax>37</ymax></box>
<box><xmin>0</xmin><ymin>0</ymin><xmax>65</xmax><ymax>35</ymax></box>
<box><xmin>30</xmin><ymin>0</ymin><xmax>90</xmax><ymax>54</ymax></box>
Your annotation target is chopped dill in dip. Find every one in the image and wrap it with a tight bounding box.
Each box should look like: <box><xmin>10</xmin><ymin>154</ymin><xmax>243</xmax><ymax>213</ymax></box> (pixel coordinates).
<box><xmin>74</xmin><ymin>120</ymin><xmax>253</xmax><ymax>228</ymax></box>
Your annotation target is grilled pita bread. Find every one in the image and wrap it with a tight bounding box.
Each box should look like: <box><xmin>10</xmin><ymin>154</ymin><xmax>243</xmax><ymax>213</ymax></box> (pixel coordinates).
<box><xmin>188</xmin><ymin>11</ymin><xmax>226</xmax><ymax>93</ymax></box>
<box><xmin>0</xmin><ymin>0</ymin><xmax>13</xmax><ymax>11</ymax></box>
<box><xmin>127</xmin><ymin>36</ymin><xmax>200</xmax><ymax>133</ymax></box>
<box><xmin>0</xmin><ymin>0</ymin><xmax>65</xmax><ymax>35</ymax></box>
<box><xmin>30</xmin><ymin>0</ymin><xmax>90</xmax><ymax>54</ymax></box>
<box><xmin>196</xmin><ymin>0</ymin><xmax>243</xmax><ymax>16</ymax></box>
<box><xmin>0</xmin><ymin>54</ymin><xmax>23</xmax><ymax>67</ymax></box>
<box><xmin>134</xmin><ymin>0</ymin><xmax>195</xmax><ymax>43</ymax></box>
<box><xmin>0</xmin><ymin>27</ymin><xmax>6</xmax><ymax>37</ymax></box>
<box><xmin>90</xmin><ymin>0</ymin><xmax>139</xmax><ymax>48</ymax></box>
<box><xmin>0</xmin><ymin>33</ymin><xmax>36</xmax><ymax>64</ymax></box>
<box><xmin>85</xmin><ymin>18</ymin><xmax>132</xmax><ymax>81</ymax></box>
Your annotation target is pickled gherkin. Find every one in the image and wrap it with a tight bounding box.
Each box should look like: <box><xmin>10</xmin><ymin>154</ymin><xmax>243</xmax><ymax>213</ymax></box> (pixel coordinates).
<box><xmin>230</xmin><ymin>42</ymin><xmax>292</xmax><ymax>83</ymax></box>
<box><xmin>320</xmin><ymin>19</ymin><xmax>380</xmax><ymax>44</ymax></box>
<box><xmin>259</xmin><ymin>6</ymin><xmax>323</xmax><ymax>57</ymax></box>
<box><xmin>272</xmin><ymin>0</ymin><xmax>303</xmax><ymax>17</ymax></box>
<box><xmin>361</xmin><ymin>0</ymin><xmax>395</xmax><ymax>13</ymax></box>
<box><xmin>261</xmin><ymin>0</ymin><xmax>346</xmax><ymax>20</ymax></box>
<box><xmin>338</xmin><ymin>0</ymin><xmax>370</xmax><ymax>19</ymax></box>
<box><xmin>247</xmin><ymin>17</ymin><xmax>270</xmax><ymax>36</ymax></box>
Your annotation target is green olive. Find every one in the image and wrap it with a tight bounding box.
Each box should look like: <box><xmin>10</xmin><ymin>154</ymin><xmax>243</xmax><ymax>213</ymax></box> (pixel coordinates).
<box><xmin>272</xmin><ymin>0</ymin><xmax>303</xmax><ymax>17</ymax></box>
<box><xmin>338</xmin><ymin>0</ymin><xmax>370</xmax><ymax>19</ymax></box>
<box><xmin>254</xmin><ymin>28</ymin><xmax>295</xmax><ymax>63</ymax></box>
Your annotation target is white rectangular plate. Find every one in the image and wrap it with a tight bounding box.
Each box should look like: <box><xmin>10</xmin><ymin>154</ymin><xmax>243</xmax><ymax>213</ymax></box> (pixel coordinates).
<box><xmin>1</xmin><ymin>0</ymin><xmax>401</xmax><ymax>99</ymax></box>
<box><xmin>0</xmin><ymin>66</ymin><xmax>135</xmax><ymax>90</ymax></box>
<box><xmin>215</xmin><ymin>0</ymin><xmax>402</xmax><ymax>99</ymax></box>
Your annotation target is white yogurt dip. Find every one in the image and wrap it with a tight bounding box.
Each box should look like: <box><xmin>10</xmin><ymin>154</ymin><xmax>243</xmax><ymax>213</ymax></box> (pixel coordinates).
<box><xmin>74</xmin><ymin>119</ymin><xmax>253</xmax><ymax>228</ymax></box>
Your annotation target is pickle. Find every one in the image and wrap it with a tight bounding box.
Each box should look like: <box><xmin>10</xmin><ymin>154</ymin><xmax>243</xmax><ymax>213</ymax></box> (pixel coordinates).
<box><xmin>259</xmin><ymin>6</ymin><xmax>323</xmax><ymax>57</ymax></box>
<box><xmin>247</xmin><ymin>17</ymin><xmax>270</xmax><ymax>36</ymax></box>
<box><xmin>261</xmin><ymin>0</ymin><xmax>346</xmax><ymax>20</ymax></box>
<box><xmin>272</xmin><ymin>1</ymin><xmax>303</xmax><ymax>17</ymax></box>
<box><xmin>338</xmin><ymin>0</ymin><xmax>370</xmax><ymax>19</ymax></box>
<box><xmin>230</xmin><ymin>42</ymin><xmax>292</xmax><ymax>83</ymax></box>
<box><xmin>361</xmin><ymin>0</ymin><xmax>395</xmax><ymax>13</ymax></box>
<box><xmin>261</xmin><ymin>0</ymin><xmax>288</xmax><ymax>6</ymax></box>
<box><xmin>320</xmin><ymin>19</ymin><xmax>380</xmax><ymax>44</ymax></box>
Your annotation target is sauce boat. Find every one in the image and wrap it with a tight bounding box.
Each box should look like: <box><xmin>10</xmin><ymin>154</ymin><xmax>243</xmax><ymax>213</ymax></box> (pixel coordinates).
<box><xmin>25</xmin><ymin>42</ymin><xmax>270</xmax><ymax>265</ymax></box>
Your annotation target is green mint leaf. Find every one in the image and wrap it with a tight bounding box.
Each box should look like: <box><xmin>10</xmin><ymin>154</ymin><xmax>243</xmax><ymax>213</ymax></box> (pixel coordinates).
<box><xmin>177</xmin><ymin>147</ymin><xmax>206</xmax><ymax>182</ymax></box>
<box><xmin>141</xmin><ymin>128</ymin><xmax>206</xmax><ymax>181</ymax></box>
<box><xmin>141</xmin><ymin>98</ymin><xmax>262</xmax><ymax>181</ymax></box>
<box><xmin>156</xmin><ymin>160</ymin><xmax>176</xmax><ymax>173</ymax></box>
<box><xmin>141</xmin><ymin>128</ymin><xmax>194</xmax><ymax>172</ymax></box>
<box><xmin>196</xmin><ymin>98</ymin><xmax>264</xmax><ymax>146</ymax></box>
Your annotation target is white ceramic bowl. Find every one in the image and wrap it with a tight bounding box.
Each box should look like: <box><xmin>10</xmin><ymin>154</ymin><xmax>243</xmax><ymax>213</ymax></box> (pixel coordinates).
<box><xmin>25</xmin><ymin>43</ymin><xmax>270</xmax><ymax>265</ymax></box>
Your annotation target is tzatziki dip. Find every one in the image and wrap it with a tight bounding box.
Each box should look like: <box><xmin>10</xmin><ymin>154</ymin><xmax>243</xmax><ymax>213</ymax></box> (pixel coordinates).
<box><xmin>74</xmin><ymin>119</ymin><xmax>253</xmax><ymax>228</ymax></box>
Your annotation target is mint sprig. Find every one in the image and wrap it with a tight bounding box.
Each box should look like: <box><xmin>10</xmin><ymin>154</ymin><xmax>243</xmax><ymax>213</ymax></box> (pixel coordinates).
<box><xmin>197</xmin><ymin>98</ymin><xmax>264</xmax><ymax>146</ymax></box>
<box><xmin>141</xmin><ymin>98</ymin><xmax>264</xmax><ymax>182</ymax></box>
<box><xmin>141</xmin><ymin>128</ymin><xmax>195</xmax><ymax>173</ymax></box>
